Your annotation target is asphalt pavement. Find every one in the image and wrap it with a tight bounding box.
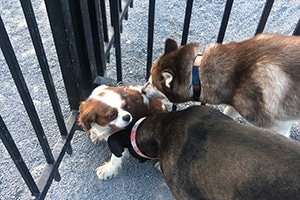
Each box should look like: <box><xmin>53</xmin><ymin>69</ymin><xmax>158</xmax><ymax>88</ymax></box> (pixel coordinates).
<box><xmin>0</xmin><ymin>0</ymin><xmax>299</xmax><ymax>199</ymax></box>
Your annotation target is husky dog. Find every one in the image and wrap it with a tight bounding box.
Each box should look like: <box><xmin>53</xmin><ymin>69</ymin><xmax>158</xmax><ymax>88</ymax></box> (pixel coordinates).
<box><xmin>142</xmin><ymin>34</ymin><xmax>300</xmax><ymax>137</ymax></box>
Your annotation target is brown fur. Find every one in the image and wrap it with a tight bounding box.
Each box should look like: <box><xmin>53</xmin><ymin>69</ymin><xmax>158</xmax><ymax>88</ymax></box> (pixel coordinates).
<box><xmin>78</xmin><ymin>85</ymin><xmax>165</xmax><ymax>131</ymax></box>
<box><xmin>143</xmin><ymin>34</ymin><xmax>300</xmax><ymax>135</ymax></box>
<box><xmin>78</xmin><ymin>99</ymin><xmax>118</xmax><ymax>130</ymax></box>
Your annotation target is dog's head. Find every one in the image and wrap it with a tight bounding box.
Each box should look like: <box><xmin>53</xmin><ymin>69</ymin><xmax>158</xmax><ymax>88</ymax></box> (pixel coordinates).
<box><xmin>142</xmin><ymin>38</ymin><xmax>199</xmax><ymax>103</ymax></box>
<box><xmin>78</xmin><ymin>85</ymin><xmax>166</xmax><ymax>140</ymax></box>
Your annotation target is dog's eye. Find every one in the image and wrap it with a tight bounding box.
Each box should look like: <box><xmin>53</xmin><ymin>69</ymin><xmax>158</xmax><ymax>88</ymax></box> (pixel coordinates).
<box><xmin>108</xmin><ymin>112</ymin><xmax>117</xmax><ymax>120</ymax></box>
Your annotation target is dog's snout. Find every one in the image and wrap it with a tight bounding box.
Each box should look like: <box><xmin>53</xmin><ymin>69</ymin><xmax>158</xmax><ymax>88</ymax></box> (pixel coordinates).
<box><xmin>123</xmin><ymin>114</ymin><xmax>131</xmax><ymax>122</ymax></box>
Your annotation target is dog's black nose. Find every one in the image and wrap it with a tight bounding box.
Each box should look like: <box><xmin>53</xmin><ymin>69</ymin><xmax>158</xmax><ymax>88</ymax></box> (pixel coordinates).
<box><xmin>123</xmin><ymin>114</ymin><xmax>131</xmax><ymax>122</ymax></box>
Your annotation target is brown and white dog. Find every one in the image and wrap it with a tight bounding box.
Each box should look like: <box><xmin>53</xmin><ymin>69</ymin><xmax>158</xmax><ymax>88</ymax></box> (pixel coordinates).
<box><xmin>142</xmin><ymin>34</ymin><xmax>300</xmax><ymax>137</ymax></box>
<box><xmin>78</xmin><ymin>84</ymin><xmax>166</xmax><ymax>179</ymax></box>
<box><xmin>108</xmin><ymin>106</ymin><xmax>300</xmax><ymax>199</ymax></box>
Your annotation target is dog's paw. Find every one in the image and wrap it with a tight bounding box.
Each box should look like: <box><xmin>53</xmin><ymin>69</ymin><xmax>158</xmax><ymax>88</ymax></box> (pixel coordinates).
<box><xmin>89</xmin><ymin>132</ymin><xmax>100</xmax><ymax>144</ymax></box>
<box><xmin>89</xmin><ymin>129</ymin><xmax>110</xmax><ymax>144</ymax></box>
<box><xmin>122</xmin><ymin>148</ymin><xmax>130</xmax><ymax>158</ymax></box>
<box><xmin>154</xmin><ymin>161</ymin><xmax>161</xmax><ymax>171</ymax></box>
<box><xmin>96</xmin><ymin>161</ymin><xmax>120</xmax><ymax>180</ymax></box>
<box><xmin>96</xmin><ymin>154</ymin><xmax>124</xmax><ymax>180</ymax></box>
<box><xmin>90</xmin><ymin>132</ymin><xmax>106</xmax><ymax>144</ymax></box>
<box><xmin>91</xmin><ymin>137</ymin><xmax>100</xmax><ymax>144</ymax></box>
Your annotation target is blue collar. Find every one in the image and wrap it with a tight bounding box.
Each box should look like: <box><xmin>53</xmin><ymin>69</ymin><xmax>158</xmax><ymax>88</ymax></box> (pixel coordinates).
<box><xmin>192</xmin><ymin>65</ymin><xmax>200</xmax><ymax>85</ymax></box>
<box><xmin>192</xmin><ymin>65</ymin><xmax>201</xmax><ymax>101</ymax></box>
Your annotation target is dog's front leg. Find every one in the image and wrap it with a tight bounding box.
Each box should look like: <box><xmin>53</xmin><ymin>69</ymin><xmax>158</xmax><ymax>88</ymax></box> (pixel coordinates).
<box><xmin>96</xmin><ymin>149</ymin><xmax>129</xmax><ymax>180</ymax></box>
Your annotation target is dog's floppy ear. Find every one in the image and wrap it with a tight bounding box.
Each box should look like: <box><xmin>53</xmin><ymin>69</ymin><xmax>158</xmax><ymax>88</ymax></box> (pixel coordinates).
<box><xmin>164</xmin><ymin>38</ymin><xmax>178</xmax><ymax>54</ymax></box>
<box><xmin>78</xmin><ymin>101</ymin><xmax>96</xmax><ymax>131</ymax></box>
<box><xmin>162</xmin><ymin>71</ymin><xmax>173</xmax><ymax>88</ymax></box>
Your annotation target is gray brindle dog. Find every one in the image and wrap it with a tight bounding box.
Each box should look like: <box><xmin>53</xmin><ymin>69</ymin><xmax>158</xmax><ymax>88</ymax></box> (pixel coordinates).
<box><xmin>108</xmin><ymin>106</ymin><xmax>300</xmax><ymax>200</ymax></box>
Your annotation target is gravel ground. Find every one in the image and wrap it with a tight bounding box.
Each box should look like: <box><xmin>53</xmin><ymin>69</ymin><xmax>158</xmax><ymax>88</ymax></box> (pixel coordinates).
<box><xmin>0</xmin><ymin>0</ymin><xmax>299</xmax><ymax>199</ymax></box>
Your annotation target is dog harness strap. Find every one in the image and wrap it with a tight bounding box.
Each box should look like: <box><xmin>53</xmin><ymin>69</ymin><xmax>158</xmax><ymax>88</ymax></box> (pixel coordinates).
<box><xmin>130</xmin><ymin>117</ymin><xmax>158</xmax><ymax>160</ymax></box>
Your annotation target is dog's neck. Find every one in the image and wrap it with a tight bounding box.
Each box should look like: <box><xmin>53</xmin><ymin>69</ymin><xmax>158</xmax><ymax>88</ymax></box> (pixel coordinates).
<box><xmin>130</xmin><ymin>117</ymin><xmax>158</xmax><ymax>160</ymax></box>
<box><xmin>192</xmin><ymin>54</ymin><xmax>202</xmax><ymax>101</ymax></box>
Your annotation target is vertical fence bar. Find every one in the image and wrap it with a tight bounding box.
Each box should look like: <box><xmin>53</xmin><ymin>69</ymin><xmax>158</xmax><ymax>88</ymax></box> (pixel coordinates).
<box><xmin>80</xmin><ymin>0</ymin><xmax>98</xmax><ymax>82</ymax></box>
<box><xmin>20</xmin><ymin>0</ymin><xmax>68</xmax><ymax>136</ymax></box>
<box><xmin>0</xmin><ymin>115</ymin><xmax>40</xmax><ymax>197</ymax></box>
<box><xmin>255</xmin><ymin>0</ymin><xmax>274</xmax><ymax>35</ymax></box>
<box><xmin>94</xmin><ymin>0</ymin><xmax>107</xmax><ymax>76</ymax></box>
<box><xmin>293</xmin><ymin>18</ymin><xmax>300</xmax><ymax>35</ymax></box>
<box><xmin>119</xmin><ymin>0</ymin><xmax>123</xmax><ymax>33</ymax></box>
<box><xmin>44</xmin><ymin>0</ymin><xmax>84</xmax><ymax>109</ymax></box>
<box><xmin>99</xmin><ymin>0</ymin><xmax>109</xmax><ymax>42</ymax></box>
<box><xmin>217</xmin><ymin>0</ymin><xmax>234</xmax><ymax>43</ymax></box>
<box><xmin>146</xmin><ymin>0</ymin><xmax>155</xmax><ymax>78</ymax></box>
<box><xmin>181</xmin><ymin>0</ymin><xmax>194</xmax><ymax>46</ymax></box>
<box><xmin>110</xmin><ymin>0</ymin><xmax>122</xmax><ymax>82</ymax></box>
<box><xmin>0</xmin><ymin>14</ymin><xmax>55</xmax><ymax>164</ymax></box>
<box><xmin>118</xmin><ymin>0</ymin><xmax>122</xmax><ymax>12</ymax></box>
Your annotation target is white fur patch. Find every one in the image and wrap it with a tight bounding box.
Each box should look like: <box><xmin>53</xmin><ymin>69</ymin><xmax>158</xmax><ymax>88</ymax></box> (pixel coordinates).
<box><xmin>143</xmin><ymin>77</ymin><xmax>168</xmax><ymax>99</ymax></box>
<box><xmin>255</xmin><ymin>34</ymin><xmax>269</xmax><ymax>40</ymax></box>
<box><xmin>142</xmin><ymin>94</ymin><xmax>150</xmax><ymax>105</ymax></box>
<box><xmin>128</xmin><ymin>85</ymin><xmax>142</xmax><ymax>92</ymax></box>
<box><xmin>89</xmin><ymin>123</ymin><xmax>111</xmax><ymax>143</ymax></box>
<box><xmin>269</xmin><ymin>120</ymin><xmax>295</xmax><ymax>137</ymax></box>
<box><xmin>223</xmin><ymin>105</ymin><xmax>241</xmax><ymax>119</ymax></box>
<box><xmin>91</xmin><ymin>85</ymin><xmax>108</xmax><ymax>96</ymax></box>
<box><xmin>91</xmin><ymin>86</ymin><xmax>123</xmax><ymax>108</ymax></box>
<box><xmin>162</xmin><ymin>72</ymin><xmax>173</xmax><ymax>88</ymax></box>
<box><xmin>96</xmin><ymin>150</ymin><xmax>129</xmax><ymax>180</ymax></box>
<box><xmin>253</xmin><ymin>64</ymin><xmax>289</xmax><ymax>117</ymax></box>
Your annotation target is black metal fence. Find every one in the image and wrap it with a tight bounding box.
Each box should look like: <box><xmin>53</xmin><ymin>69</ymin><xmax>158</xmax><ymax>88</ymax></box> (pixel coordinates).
<box><xmin>0</xmin><ymin>0</ymin><xmax>299</xmax><ymax>199</ymax></box>
<box><xmin>0</xmin><ymin>0</ymin><xmax>132</xmax><ymax>199</ymax></box>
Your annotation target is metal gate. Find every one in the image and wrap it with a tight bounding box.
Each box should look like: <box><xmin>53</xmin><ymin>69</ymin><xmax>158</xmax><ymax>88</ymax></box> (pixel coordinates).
<box><xmin>0</xmin><ymin>0</ymin><xmax>133</xmax><ymax>199</ymax></box>
<box><xmin>0</xmin><ymin>0</ymin><xmax>299</xmax><ymax>199</ymax></box>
